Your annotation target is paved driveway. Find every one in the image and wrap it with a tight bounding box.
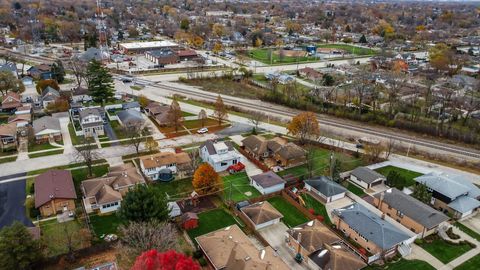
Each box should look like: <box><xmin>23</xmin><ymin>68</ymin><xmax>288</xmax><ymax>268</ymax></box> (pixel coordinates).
<box><xmin>0</xmin><ymin>174</ymin><xmax>33</xmax><ymax>229</ymax></box>
<box><xmin>460</xmin><ymin>213</ymin><xmax>480</xmax><ymax>235</ymax></box>
<box><xmin>258</xmin><ymin>222</ymin><xmax>309</xmax><ymax>270</ymax></box>
<box><xmin>217</xmin><ymin>122</ymin><xmax>254</xmax><ymax>137</ymax></box>
<box><xmin>103</xmin><ymin>122</ymin><xmax>119</xmax><ymax>146</ymax></box>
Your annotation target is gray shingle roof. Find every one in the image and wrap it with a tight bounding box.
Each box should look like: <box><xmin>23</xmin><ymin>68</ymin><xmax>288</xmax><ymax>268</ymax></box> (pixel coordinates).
<box><xmin>33</xmin><ymin>116</ymin><xmax>61</xmax><ymax>134</ymax></box>
<box><xmin>201</xmin><ymin>140</ymin><xmax>234</xmax><ymax>155</ymax></box>
<box><xmin>374</xmin><ymin>188</ymin><xmax>449</xmax><ymax>229</ymax></box>
<box><xmin>351</xmin><ymin>167</ymin><xmax>385</xmax><ymax>184</ymax></box>
<box><xmin>333</xmin><ymin>203</ymin><xmax>410</xmax><ymax>250</ymax></box>
<box><xmin>250</xmin><ymin>171</ymin><xmax>285</xmax><ymax>188</ymax></box>
<box><xmin>304</xmin><ymin>176</ymin><xmax>346</xmax><ymax>197</ymax></box>
<box><xmin>448</xmin><ymin>196</ymin><xmax>480</xmax><ymax>214</ymax></box>
<box><xmin>414</xmin><ymin>173</ymin><xmax>479</xmax><ymax>200</ymax></box>
<box><xmin>117</xmin><ymin>109</ymin><xmax>145</xmax><ymax>127</ymax></box>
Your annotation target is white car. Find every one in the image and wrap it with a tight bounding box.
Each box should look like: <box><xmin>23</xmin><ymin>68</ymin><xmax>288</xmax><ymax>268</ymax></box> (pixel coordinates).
<box><xmin>197</xmin><ymin>127</ymin><xmax>208</xmax><ymax>134</ymax></box>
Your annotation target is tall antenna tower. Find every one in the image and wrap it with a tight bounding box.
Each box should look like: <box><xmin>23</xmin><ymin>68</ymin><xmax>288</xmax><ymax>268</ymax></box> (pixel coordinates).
<box><xmin>28</xmin><ymin>1</ymin><xmax>41</xmax><ymax>51</ymax></box>
<box><xmin>95</xmin><ymin>0</ymin><xmax>109</xmax><ymax>61</ymax></box>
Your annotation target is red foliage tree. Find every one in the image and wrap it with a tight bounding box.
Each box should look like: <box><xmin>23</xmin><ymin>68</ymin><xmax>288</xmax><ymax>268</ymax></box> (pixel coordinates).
<box><xmin>308</xmin><ymin>208</ymin><xmax>315</xmax><ymax>215</ymax></box>
<box><xmin>316</xmin><ymin>215</ymin><xmax>324</xmax><ymax>222</ymax></box>
<box><xmin>131</xmin><ymin>250</ymin><xmax>200</xmax><ymax>270</ymax></box>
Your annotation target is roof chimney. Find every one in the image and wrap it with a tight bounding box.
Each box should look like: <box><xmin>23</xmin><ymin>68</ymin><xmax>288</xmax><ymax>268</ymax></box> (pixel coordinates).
<box><xmin>381</xmin><ymin>213</ymin><xmax>386</xmax><ymax>220</ymax></box>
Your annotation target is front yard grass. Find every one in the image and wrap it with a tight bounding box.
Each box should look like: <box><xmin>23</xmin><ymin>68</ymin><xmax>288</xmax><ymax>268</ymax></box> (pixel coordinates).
<box><xmin>375</xmin><ymin>165</ymin><xmax>423</xmax><ymax>187</ymax></box>
<box><xmin>301</xmin><ymin>193</ymin><xmax>331</xmax><ymax>225</ymax></box>
<box><xmin>68</xmin><ymin>123</ymin><xmax>83</xmax><ymax>145</ymax></box>
<box><xmin>267</xmin><ymin>196</ymin><xmax>309</xmax><ymax>227</ymax></box>
<box><xmin>152</xmin><ymin>177</ymin><xmax>194</xmax><ymax>199</ymax></box>
<box><xmin>71</xmin><ymin>165</ymin><xmax>110</xmax><ymax>194</ymax></box>
<box><xmin>28</xmin><ymin>149</ymin><xmax>64</xmax><ymax>158</ymax></box>
<box><xmin>187</xmin><ymin>208</ymin><xmax>240</xmax><ymax>241</ymax></box>
<box><xmin>110</xmin><ymin>120</ymin><xmax>127</xmax><ymax>139</ymax></box>
<box><xmin>89</xmin><ymin>213</ymin><xmax>123</xmax><ymax>237</ymax></box>
<box><xmin>454</xmin><ymin>254</ymin><xmax>480</xmax><ymax>270</ymax></box>
<box><xmin>28</xmin><ymin>142</ymin><xmax>61</xmax><ymax>152</ymax></box>
<box><xmin>418</xmin><ymin>234</ymin><xmax>473</xmax><ymax>264</ymax></box>
<box><xmin>344</xmin><ymin>182</ymin><xmax>366</xmax><ymax>196</ymax></box>
<box><xmin>454</xmin><ymin>222</ymin><xmax>480</xmax><ymax>242</ymax></box>
<box><xmin>222</xmin><ymin>172</ymin><xmax>262</xmax><ymax>202</ymax></box>
<box><xmin>365</xmin><ymin>259</ymin><xmax>435</xmax><ymax>270</ymax></box>
<box><xmin>40</xmin><ymin>219</ymin><xmax>88</xmax><ymax>257</ymax></box>
<box><xmin>0</xmin><ymin>156</ymin><xmax>17</xmax><ymax>164</ymax></box>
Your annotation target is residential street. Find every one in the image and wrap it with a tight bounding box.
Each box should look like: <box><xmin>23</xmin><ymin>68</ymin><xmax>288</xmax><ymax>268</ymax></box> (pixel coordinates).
<box><xmin>0</xmin><ymin>176</ymin><xmax>32</xmax><ymax>229</ymax></box>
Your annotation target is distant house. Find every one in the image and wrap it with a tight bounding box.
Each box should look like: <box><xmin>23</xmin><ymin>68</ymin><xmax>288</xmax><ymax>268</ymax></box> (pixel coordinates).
<box><xmin>15</xmin><ymin>104</ymin><xmax>32</xmax><ymax>115</ymax></box>
<box><xmin>332</xmin><ymin>203</ymin><xmax>413</xmax><ymax>260</ymax></box>
<box><xmin>145</xmin><ymin>102</ymin><xmax>172</xmax><ymax>126</ymax></box>
<box><xmin>79</xmin><ymin>108</ymin><xmax>105</xmax><ymax>137</ymax></box>
<box><xmin>181</xmin><ymin>212</ymin><xmax>199</xmax><ymax>230</ymax></box>
<box><xmin>117</xmin><ymin>109</ymin><xmax>145</xmax><ymax>129</ymax></box>
<box><xmin>122</xmin><ymin>101</ymin><xmax>141</xmax><ymax>111</ymax></box>
<box><xmin>287</xmin><ymin>219</ymin><xmax>366</xmax><ymax>270</ymax></box>
<box><xmin>1</xmin><ymin>92</ymin><xmax>22</xmax><ymax>111</ymax></box>
<box><xmin>304</xmin><ymin>176</ymin><xmax>347</xmax><ymax>203</ymax></box>
<box><xmin>32</xmin><ymin>116</ymin><xmax>62</xmax><ymax>143</ymax></box>
<box><xmin>298</xmin><ymin>67</ymin><xmax>323</xmax><ymax>81</ymax></box>
<box><xmin>0</xmin><ymin>123</ymin><xmax>17</xmax><ymax>151</ymax></box>
<box><xmin>240</xmin><ymin>201</ymin><xmax>283</xmax><ymax>230</ymax></box>
<box><xmin>414</xmin><ymin>173</ymin><xmax>480</xmax><ymax>219</ymax></box>
<box><xmin>71</xmin><ymin>87</ymin><xmax>92</xmax><ymax>103</ymax></box>
<box><xmin>374</xmin><ymin>188</ymin><xmax>449</xmax><ymax>238</ymax></box>
<box><xmin>34</xmin><ymin>170</ymin><xmax>77</xmax><ymax>217</ymax></box>
<box><xmin>21</xmin><ymin>76</ymin><xmax>33</xmax><ymax>86</ymax></box>
<box><xmin>200</xmin><ymin>140</ymin><xmax>242</xmax><ymax>172</ymax></box>
<box><xmin>81</xmin><ymin>163</ymin><xmax>145</xmax><ymax>213</ymax></box>
<box><xmin>195</xmin><ymin>225</ymin><xmax>289</xmax><ymax>270</ymax></box>
<box><xmin>139</xmin><ymin>151</ymin><xmax>193</xmax><ymax>181</ymax></box>
<box><xmin>242</xmin><ymin>135</ymin><xmax>306</xmax><ymax>167</ymax></box>
<box><xmin>250</xmin><ymin>171</ymin><xmax>286</xmax><ymax>195</ymax></box>
<box><xmin>41</xmin><ymin>86</ymin><xmax>60</xmax><ymax>108</ymax></box>
<box><xmin>8</xmin><ymin>113</ymin><xmax>31</xmax><ymax>127</ymax></box>
<box><xmin>27</xmin><ymin>64</ymin><xmax>52</xmax><ymax>80</ymax></box>
<box><xmin>350</xmin><ymin>167</ymin><xmax>385</xmax><ymax>189</ymax></box>
<box><xmin>0</xmin><ymin>62</ymin><xmax>17</xmax><ymax>77</ymax></box>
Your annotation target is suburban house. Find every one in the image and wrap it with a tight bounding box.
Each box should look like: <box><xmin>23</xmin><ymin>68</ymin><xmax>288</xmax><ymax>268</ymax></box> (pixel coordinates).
<box><xmin>8</xmin><ymin>113</ymin><xmax>31</xmax><ymax>127</ymax></box>
<box><xmin>414</xmin><ymin>173</ymin><xmax>480</xmax><ymax>219</ymax></box>
<box><xmin>15</xmin><ymin>104</ymin><xmax>32</xmax><ymax>115</ymax></box>
<box><xmin>122</xmin><ymin>101</ymin><xmax>141</xmax><ymax>111</ymax></box>
<box><xmin>1</xmin><ymin>92</ymin><xmax>22</xmax><ymax>112</ymax></box>
<box><xmin>196</xmin><ymin>224</ymin><xmax>289</xmax><ymax>270</ymax></box>
<box><xmin>71</xmin><ymin>87</ymin><xmax>92</xmax><ymax>103</ymax></box>
<box><xmin>34</xmin><ymin>170</ymin><xmax>77</xmax><ymax>217</ymax></box>
<box><xmin>79</xmin><ymin>108</ymin><xmax>105</xmax><ymax>137</ymax></box>
<box><xmin>304</xmin><ymin>176</ymin><xmax>347</xmax><ymax>203</ymax></box>
<box><xmin>0</xmin><ymin>123</ymin><xmax>17</xmax><ymax>152</ymax></box>
<box><xmin>298</xmin><ymin>67</ymin><xmax>323</xmax><ymax>81</ymax></box>
<box><xmin>287</xmin><ymin>220</ymin><xmax>366</xmax><ymax>270</ymax></box>
<box><xmin>32</xmin><ymin>116</ymin><xmax>62</xmax><ymax>144</ymax></box>
<box><xmin>21</xmin><ymin>76</ymin><xmax>33</xmax><ymax>86</ymax></box>
<box><xmin>41</xmin><ymin>86</ymin><xmax>60</xmax><ymax>108</ymax></box>
<box><xmin>240</xmin><ymin>201</ymin><xmax>283</xmax><ymax>230</ymax></box>
<box><xmin>27</xmin><ymin>64</ymin><xmax>52</xmax><ymax>79</ymax></box>
<box><xmin>0</xmin><ymin>62</ymin><xmax>17</xmax><ymax>77</ymax></box>
<box><xmin>117</xmin><ymin>109</ymin><xmax>145</xmax><ymax>129</ymax></box>
<box><xmin>200</xmin><ymin>140</ymin><xmax>242</xmax><ymax>172</ymax></box>
<box><xmin>250</xmin><ymin>171</ymin><xmax>286</xmax><ymax>195</ymax></box>
<box><xmin>332</xmin><ymin>203</ymin><xmax>413</xmax><ymax>261</ymax></box>
<box><xmin>145</xmin><ymin>102</ymin><xmax>175</xmax><ymax>126</ymax></box>
<box><xmin>139</xmin><ymin>151</ymin><xmax>193</xmax><ymax>181</ymax></box>
<box><xmin>242</xmin><ymin>135</ymin><xmax>306</xmax><ymax>167</ymax></box>
<box><xmin>373</xmin><ymin>188</ymin><xmax>449</xmax><ymax>238</ymax></box>
<box><xmin>350</xmin><ymin>167</ymin><xmax>386</xmax><ymax>189</ymax></box>
<box><xmin>81</xmin><ymin>163</ymin><xmax>145</xmax><ymax>214</ymax></box>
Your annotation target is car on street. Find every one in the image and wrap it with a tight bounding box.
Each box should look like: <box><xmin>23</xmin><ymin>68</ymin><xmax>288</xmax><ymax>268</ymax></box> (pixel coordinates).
<box><xmin>197</xmin><ymin>127</ymin><xmax>208</xmax><ymax>134</ymax></box>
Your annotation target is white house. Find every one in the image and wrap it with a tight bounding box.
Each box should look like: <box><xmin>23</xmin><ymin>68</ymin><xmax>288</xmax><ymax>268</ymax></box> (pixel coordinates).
<box><xmin>200</xmin><ymin>140</ymin><xmax>242</xmax><ymax>172</ymax></box>
<box><xmin>139</xmin><ymin>151</ymin><xmax>193</xmax><ymax>181</ymax></box>
<box><xmin>79</xmin><ymin>108</ymin><xmax>105</xmax><ymax>137</ymax></box>
<box><xmin>304</xmin><ymin>176</ymin><xmax>347</xmax><ymax>203</ymax></box>
<box><xmin>350</xmin><ymin>166</ymin><xmax>385</xmax><ymax>189</ymax></box>
<box><xmin>240</xmin><ymin>201</ymin><xmax>283</xmax><ymax>230</ymax></box>
<box><xmin>250</xmin><ymin>171</ymin><xmax>286</xmax><ymax>195</ymax></box>
<box><xmin>32</xmin><ymin>116</ymin><xmax>62</xmax><ymax>143</ymax></box>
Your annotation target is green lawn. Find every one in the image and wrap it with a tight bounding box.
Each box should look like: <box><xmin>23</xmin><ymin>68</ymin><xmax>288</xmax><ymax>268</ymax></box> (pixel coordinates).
<box><xmin>454</xmin><ymin>222</ymin><xmax>480</xmax><ymax>242</ymax></box>
<box><xmin>89</xmin><ymin>213</ymin><xmax>123</xmax><ymax>237</ymax></box>
<box><xmin>152</xmin><ymin>177</ymin><xmax>194</xmax><ymax>199</ymax></box>
<box><xmin>40</xmin><ymin>219</ymin><xmax>86</xmax><ymax>257</ymax></box>
<box><xmin>28</xmin><ymin>142</ymin><xmax>61</xmax><ymax>152</ymax></box>
<box><xmin>28</xmin><ymin>149</ymin><xmax>64</xmax><ymax>158</ymax></box>
<box><xmin>316</xmin><ymin>44</ymin><xmax>376</xmax><ymax>55</ymax></box>
<box><xmin>187</xmin><ymin>208</ymin><xmax>240</xmax><ymax>241</ymax></box>
<box><xmin>222</xmin><ymin>172</ymin><xmax>262</xmax><ymax>202</ymax></box>
<box><xmin>71</xmin><ymin>165</ymin><xmax>110</xmax><ymax>194</ymax></box>
<box><xmin>68</xmin><ymin>123</ymin><xmax>83</xmax><ymax>145</ymax></box>
<box><xmin>365</xmin><ymin>259</ymin><xmax>435</xmax><ymax>270</ymax></box>
<box><xmin>110</xmin><ymin>120</ymin><xmax>127</xmax><ymax>139</ymax></box>
<box><xmin>0</xmin><ymin>156</ymin><xmax>17</xmax><ymax>164</ymax></box>
<box><xmin>267</xmin><ymin>196</ymin><xmax>309</xmax><ymax>227</ymax></box>
<box><xmin>454</xmin><ymin>254</ymin><xmax>480</xmax><ymax>270</ymax></box>
<box><xmin>301</xmin><ymin>193</ymin><xmax>331</xmax><ymax>225</ymax></box>
<box><xmin>419</xmin><ymin>235</ymin><xmax>473</xmax><ymax>264</ymax></box>
<box><xmin>182</xmin><ymin>111</ymin><xmax>195</xmax><ymax>117</ymax></box>
<box><xmin>277</xmin><ymin>147</ymin><xmax>365</xmax><ymax>180</ymax></box>
<box><xmin>345</xmin><ymin>182</ymin><xmax>366</xmax><ymax>196</ymax></box>
<box><xmin>375</xmin><ymin>166</ymin><xmax>423</xmax><ymax>187</ymax></box>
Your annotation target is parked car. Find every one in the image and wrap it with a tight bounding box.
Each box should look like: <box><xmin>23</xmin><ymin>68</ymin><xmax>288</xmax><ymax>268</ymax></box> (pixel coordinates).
<box><xmin>122</xmin><ymin>77</ymin><xmax>133</xmax><ymax>83</ymax></box>
<box><xmin>197</xmin><ymin>127</ymin><xmax>208</xmax><ymax>134</ymax></box>
<box><xmin>227</xmin><ymin>162</ymin><xmax>245</xmax><ymax>174</ymax></box>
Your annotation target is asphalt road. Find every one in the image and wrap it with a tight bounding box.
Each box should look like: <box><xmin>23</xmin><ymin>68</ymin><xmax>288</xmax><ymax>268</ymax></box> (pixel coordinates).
<box><xmin>0</xmin><ymin>173</ymin><xmax>33</xmax><ymax>229</ymax></box>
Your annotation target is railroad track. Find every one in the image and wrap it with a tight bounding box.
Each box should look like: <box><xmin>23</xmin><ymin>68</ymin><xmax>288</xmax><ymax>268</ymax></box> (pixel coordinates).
<box><xmin>145</xmin><ymin>81</ymin><xmax>480</xmax><ymax>159</ymax></box>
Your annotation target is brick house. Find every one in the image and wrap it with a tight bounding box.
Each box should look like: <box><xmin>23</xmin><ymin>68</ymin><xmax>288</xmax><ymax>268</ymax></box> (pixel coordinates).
<box><xmin>32</xmin><ymin>116</ymin><xmax>62</xmax><ymax>144</ymax></box>
<box><xmin>35</xmin><ymin>170</ymin><xmax>77</xmax><ymax>217</ymax></box>
<box><xmin>0</xmin><ymin>123</ymin><xmax>17</xmax><ymax>152</ymax></box>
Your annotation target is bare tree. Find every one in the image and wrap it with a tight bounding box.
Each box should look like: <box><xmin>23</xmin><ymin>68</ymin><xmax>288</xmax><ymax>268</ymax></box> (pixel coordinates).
<box><xmin>213</xmin><ymin>95</ymin><xmax>228</xmax><ymax>126</ymax></box>
<box><xmin>305</xmin><ymin>144</ymin><xmax>316</xmax><ymax>179</ymax></box>
<box><xmin>167</xmin><ymin>99</ymin><xmax>183</xmax><ymax>133</ymax></box>
<box><xmin>188</xmin><ymin>148</ymin><xmax>202</xmax><ymax>171</ymax></box>
<box><xmin>384</xmin><ymin>70</ymin><xmax>406</xmax><ymax>117</ymax></box>
<box><xmin>385</xmin><ymin>138</ymin><xmax>397</xmax><ymax>159</ymax></box>
<box><xmin>69</xmin><ymin>60</ymin><xmax>87</xmax><ymax>87</ymax></box>
<box><xmin>74</xmin><ymin>137</ymin><xmax>101</xmax><ymax>177</ymax></box>
<box><xmin>248</xmin><ymin>111</ymin><xmax>266</xmax><ymax>132</ymax></box>
<box><xmin>198</xmin><ymin>109</ymin><xmax>207</xmax><ymax>127</ymax></box>
<box><xmin>352</xmin><ymin>67</ymin><xmax>372</xmax><ymax>114</ymax></box>
<box><xmin>124</xmin><ymin>126</ymin><xmax>147</xmax><ymax>156</ymax></box>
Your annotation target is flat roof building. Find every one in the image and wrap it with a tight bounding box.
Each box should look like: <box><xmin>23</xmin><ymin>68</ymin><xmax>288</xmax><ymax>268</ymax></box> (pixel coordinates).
<box><xmin>119</xmin><ymin>41</ymin><xmax>179</xmax><ymax>54</ymax></box>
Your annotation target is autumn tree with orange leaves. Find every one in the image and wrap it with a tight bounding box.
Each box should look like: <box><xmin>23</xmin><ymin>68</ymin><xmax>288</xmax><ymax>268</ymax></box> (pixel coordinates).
<box><xmin>192</xmin><ymin>163</ymin><xmax>223</xmax><ymax>195</ymax></box>
<box><xmin>287</xmin><ymin>112</ymin><xmax>320</xmax><ymax>144</ymax></box>
<box><xmin>131</xmin><ymin>250</ymin><xmax>200</xmax><ymax>270</ymax></box>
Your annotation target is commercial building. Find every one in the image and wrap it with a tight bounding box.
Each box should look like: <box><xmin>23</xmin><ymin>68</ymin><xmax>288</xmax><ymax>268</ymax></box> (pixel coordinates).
<box><xmin>119</xmin><ymin>41</ymin><xmax>179</xmax><ymax>54</ymax></box>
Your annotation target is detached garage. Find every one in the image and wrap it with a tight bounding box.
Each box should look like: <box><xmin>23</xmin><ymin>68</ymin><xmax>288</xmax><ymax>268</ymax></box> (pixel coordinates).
<box><xmin>241</xmin><ymin>201</ymin><xmax>283</xmax><ymax>230</ymax></box>
<box><xmin>304</xmin><ymin>176</ymin><xmax>347</xmax><ymax>203</ymax></box>
<box><xmin>350</xmin><ymin>167</ymin><xmax>385</xmax><ymax>189</ymax></box>
<box><xmin>250</xmin><ymin>171</ymin><xmax>286</xmax><ymax>195</ymax></box>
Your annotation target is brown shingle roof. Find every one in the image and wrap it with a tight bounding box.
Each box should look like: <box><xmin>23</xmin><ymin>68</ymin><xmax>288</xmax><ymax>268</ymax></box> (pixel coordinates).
<box><xmin>241</xmin><ymin>201</ymin><xmax>283</xmax><ymax>225</ymax></box>
<box><xmin>140</xmin><ymin>152</ymin><xmax>191</xmax><ymax>169</ymax></box>
<box><xmin>0</xmin><ymin>123</ymin><xmax>17</xmax><ymax>136</ymax></box>
<box><xmin>196</xmin><ymin>225</ymin><xmax>289</xmax><ymax>270</ymax></box>
<box><xmin>34</xmin><ymin>170</ymin><xmax>77</xmax><ymax>208</ymax></box>
<box><xmin>250</xmin><ymin>171</ymin><xmax>285</xmax><ymax>188</ymax></box>
<box><xmin>289</xmin><ymin>220</ymin><xmax>341</xmax><ymax>254</ymax></box>
<box><xmin>276</xmin><ymin>142</ymin><xmax>306</xmax><ymax>160</ymax></box>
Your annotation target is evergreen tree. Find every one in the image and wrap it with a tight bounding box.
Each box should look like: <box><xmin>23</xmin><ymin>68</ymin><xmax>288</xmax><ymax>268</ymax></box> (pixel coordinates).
<box><xmin>86</xmin><ymin>60</ymin><xmax>114</xmax><ymax>105</ymax></box>
<box><xmin>359</xmin><ymin>34</ymin><xmax>367</xmax><ymax>44</ymax></box>
<box><xmin>412</xmin><ymin>183</ymin><xmax>432</xmax><ymax>204</ymax></box>
<box><xmin>0</xmin><ymin>222</ymin><xmax>43</xmax><ymax>270</ymax></box>
<box><xmin>322</xmin><ymin>74</ymin><xmax>335</xmax><ymax>86</ymax></box>
<box><xmin>118</xmin><ymin>185</ymin><xmax>169</xmax><ymax>223</ymax></box>
<box><xmin>386</xmin><ymin>171</ymin><xmax>406</xmax><ymax>190</ymax></box>
<box><xmin>51</xmin><ymin>60</ymin><xmax>65</xmax><ymax>83</ymax></box>
<box><xmin>118</xmin><ymin>30</ymin><xmax>124</xmax><ymax>41</ymax></box>
<box><xmin>331</xmin><ymin>159</ymin><xmax>342</xmax><ymax>183</ymax></box>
